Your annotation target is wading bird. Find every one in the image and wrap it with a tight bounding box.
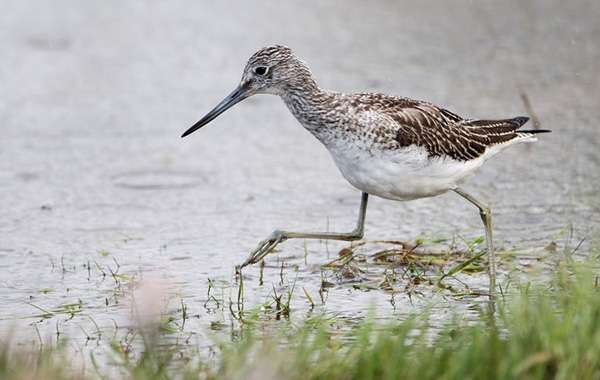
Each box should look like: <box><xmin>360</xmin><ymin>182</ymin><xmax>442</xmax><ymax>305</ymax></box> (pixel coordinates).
<box><xmin>181</xmin><ymin>45</ymin><xmax>550</xmax><ymax>298</ymax></box>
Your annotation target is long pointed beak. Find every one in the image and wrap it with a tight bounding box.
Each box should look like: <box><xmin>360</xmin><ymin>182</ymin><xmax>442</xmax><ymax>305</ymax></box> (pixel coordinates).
<box><xmin>181</xmin><ymin>83</ymin><xmax>251</xmax><ymax>138</ymax></box>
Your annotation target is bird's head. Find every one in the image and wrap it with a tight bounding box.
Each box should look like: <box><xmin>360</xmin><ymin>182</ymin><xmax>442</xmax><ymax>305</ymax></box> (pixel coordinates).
<box><xmin>181</xmin><ymin>45</ymin><xmax>314</xmax><ymax>138</ymax></box>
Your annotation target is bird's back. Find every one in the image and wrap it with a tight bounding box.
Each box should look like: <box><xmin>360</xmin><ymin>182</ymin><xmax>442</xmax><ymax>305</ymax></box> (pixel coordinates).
<box><xmin>343</xmin><ymin>93</ymin><xmax>548</xmax><ymax>162</ymax></box>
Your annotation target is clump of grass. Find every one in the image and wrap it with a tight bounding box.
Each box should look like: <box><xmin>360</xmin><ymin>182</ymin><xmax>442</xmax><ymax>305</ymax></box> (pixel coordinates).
<box><xmin>3</xmin><ymin>260</ymin><xmax>600</xmax><ymax>379</ymax></box>
<box><xmin>216</xmin><ymin>260</ymin><xmax>600</xmax><ymax>380</ymax></box>
<box><xmin>0</xmin><ymin>341</ymin><xmax>83</xmax><ymax>380</ymax></box>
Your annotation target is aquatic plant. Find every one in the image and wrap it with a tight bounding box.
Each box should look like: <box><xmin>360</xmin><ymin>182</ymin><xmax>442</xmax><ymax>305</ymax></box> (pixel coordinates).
<box><xmin>2</xmin><ymin>259</ymin><xmax>600</xmax><ymax>379</ymax></box>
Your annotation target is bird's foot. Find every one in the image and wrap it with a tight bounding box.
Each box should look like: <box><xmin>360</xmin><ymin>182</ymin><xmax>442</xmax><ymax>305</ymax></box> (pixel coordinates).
<box><xmin>240</xmin><ymin>230</ymin><xmax>287</xmax><ymax>268</ymax></box>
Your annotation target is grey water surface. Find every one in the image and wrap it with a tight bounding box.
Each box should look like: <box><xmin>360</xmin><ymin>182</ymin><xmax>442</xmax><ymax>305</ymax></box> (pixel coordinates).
<box><xmin>1</xmin><ymin>0</ymin><xmax>599</xmax><ymax>356</ymax></box>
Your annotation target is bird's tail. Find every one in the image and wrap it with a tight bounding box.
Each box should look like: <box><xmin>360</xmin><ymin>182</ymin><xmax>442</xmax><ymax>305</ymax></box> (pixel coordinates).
<box><xmin>510</xmin><ymin>116</ymin><xmax>551</xmax><ymax>141</ymax></box>
<box><xmin>518</xmin><ymin>129</ymin><xmax>552</xmax><ymax>134</ymax></box>
<box><xmin>510</xmin><ymin>116</ymin><xmax>551</xmax><ymax>134</ymax></box>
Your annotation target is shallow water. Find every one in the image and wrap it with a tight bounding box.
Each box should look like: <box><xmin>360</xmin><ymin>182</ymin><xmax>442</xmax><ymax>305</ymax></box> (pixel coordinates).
<box><xmin>1</xmin><ymin>0</ymin><xmax>599</xmax><ymax>360</ymax></box>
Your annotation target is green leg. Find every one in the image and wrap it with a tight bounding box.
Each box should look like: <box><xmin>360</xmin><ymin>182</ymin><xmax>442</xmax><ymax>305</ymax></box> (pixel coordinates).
<box><xmin>454</xmin><ymin>188</ymin><xmax>496</xmax><ymax>302</ymax></box>
<box><xmin>240</xmin><ymin>192</ymin><xmax>369</xmax><ymax>268</ymax></box>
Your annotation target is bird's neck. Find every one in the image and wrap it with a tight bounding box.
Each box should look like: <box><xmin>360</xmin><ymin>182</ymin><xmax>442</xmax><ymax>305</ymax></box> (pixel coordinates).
<box><xmin>280</xmin><ymin>83</ymin><xmax>341</xmax><ymax>134</ymax></box>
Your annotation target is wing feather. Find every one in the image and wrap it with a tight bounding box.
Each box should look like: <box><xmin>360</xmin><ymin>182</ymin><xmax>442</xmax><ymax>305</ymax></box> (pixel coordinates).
<box><xmin>350</xmin><ymin>94</ymin><xmax>528</xmax><ymax>161</ymax></box>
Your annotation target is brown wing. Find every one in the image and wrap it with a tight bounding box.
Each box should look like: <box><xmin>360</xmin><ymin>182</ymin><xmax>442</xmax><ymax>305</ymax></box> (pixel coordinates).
<box><xmin>353</xmin><ymin>94</ymin><xmax>529</xmax><ymax>161</ymax></box>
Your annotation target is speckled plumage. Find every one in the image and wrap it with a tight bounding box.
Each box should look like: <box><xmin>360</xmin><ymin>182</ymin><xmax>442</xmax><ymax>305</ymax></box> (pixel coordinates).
<box><xmin>282</xmin><ymin>90</ymin><xmax>538</xmax><ymax>162</ymax></box>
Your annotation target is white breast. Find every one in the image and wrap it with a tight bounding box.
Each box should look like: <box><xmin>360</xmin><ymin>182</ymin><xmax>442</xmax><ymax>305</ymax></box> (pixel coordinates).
<box><xmin>324</xmin><ymin>139</ymin><xmax>486</xmax><ymax>201</ymax></box>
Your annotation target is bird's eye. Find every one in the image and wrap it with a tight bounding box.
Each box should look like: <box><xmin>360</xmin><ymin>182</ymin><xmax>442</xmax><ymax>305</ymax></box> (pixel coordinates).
<box><xmin>254</xmin><ymin>66</ymin><xmax>269</xmax><ymax>76</ymax></box>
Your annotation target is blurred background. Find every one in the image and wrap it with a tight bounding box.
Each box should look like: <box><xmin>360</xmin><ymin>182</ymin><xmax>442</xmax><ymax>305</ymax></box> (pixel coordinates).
<box><xmin>0</xmin><ymin>0</ymin><xmax>599</xmax><ymax>350</ymax></box>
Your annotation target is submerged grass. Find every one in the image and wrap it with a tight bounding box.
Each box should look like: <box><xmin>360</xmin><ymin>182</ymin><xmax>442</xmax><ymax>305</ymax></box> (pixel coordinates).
<box><xmin>218</xmin><ymin>260</ymin><xmax>600</xmax><ymax>380</ymax></box>
<box><xmin>2</xmin><ymin>259</ymin><xmax>600</xmax><ymax>379</ymax></box>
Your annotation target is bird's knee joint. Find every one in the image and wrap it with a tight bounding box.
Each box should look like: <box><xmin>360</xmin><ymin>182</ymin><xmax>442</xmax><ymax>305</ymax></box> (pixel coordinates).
<box><xmin>271</xmin><ymin>230</ymin><xmax>286</xmax><ymax>240</ymax></box>
<box><xmin>479</xmin><ymin>207</ymin><xmax>492</xmax><ymax>218</ymax></box>
<box><xmin>351</xmin><ymin>229</ymin><xmax>364</xmax><ymax>240</ymax></box>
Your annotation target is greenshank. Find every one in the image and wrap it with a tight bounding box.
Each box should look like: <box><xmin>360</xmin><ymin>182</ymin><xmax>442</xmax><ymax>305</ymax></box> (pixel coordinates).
<box><xmin>181</xmin><ymin>45</ymin><xmax>550</xmax><ymax>298</ymax></box>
